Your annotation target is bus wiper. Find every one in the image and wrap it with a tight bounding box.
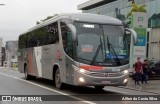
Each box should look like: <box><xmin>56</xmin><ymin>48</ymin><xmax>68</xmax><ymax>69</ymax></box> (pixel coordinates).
<box><xmin>91</xmin><ymin>44</ymin><xmax>102</xmax><ymax>65</ymax></box>
<box><xmin>107</xmin><ymin>36</ymin><xmax>121</xmax><ymax>66</ymax></box>
<box><xmin>91</xmin><ymin>36</ymin><xmax>103</xmax><ymax>65</ymax></box>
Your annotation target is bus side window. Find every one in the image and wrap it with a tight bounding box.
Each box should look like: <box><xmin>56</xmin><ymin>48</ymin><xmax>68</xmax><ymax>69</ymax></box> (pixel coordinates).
<box><xmin>25</xmin><ymin>33</ymin><xmax>30</xmax><ymax>48</ymax></box>
<box><xmin>60</xmin><ymin>21</ymin><xmax>73</xmax><ymax>58</ymax></box>
<box><xmin>18</xmin><ymin>33</ymin><xmax>29</xmax><ymax>49</ymax></box>
<box><xmin>27</xmin><ymin>27</ymin><xmax>45</xmax><ymax>47</ymax></box>
<box><xmin>45</xmin><ymin>22</ymin><xmax>59</xmax><ymax>45</ymax></box>
<box><xmin>29</xmin><ymin>39</ymin><xmax>39</xmax><ymax>47</ymax></box>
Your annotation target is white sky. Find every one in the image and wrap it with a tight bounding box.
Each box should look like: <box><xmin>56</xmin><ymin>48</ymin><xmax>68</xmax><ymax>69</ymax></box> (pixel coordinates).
<box><xmin>0</xmin><ymin>0</ymin><xmax>88</xmax><ymax>42</ymax></box>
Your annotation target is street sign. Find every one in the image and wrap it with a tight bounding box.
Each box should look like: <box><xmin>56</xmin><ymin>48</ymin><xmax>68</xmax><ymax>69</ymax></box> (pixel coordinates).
<box><xmin>130</xmin><ymin>12</ymin><xmax>148</xmax><ymax>69</ymax></box>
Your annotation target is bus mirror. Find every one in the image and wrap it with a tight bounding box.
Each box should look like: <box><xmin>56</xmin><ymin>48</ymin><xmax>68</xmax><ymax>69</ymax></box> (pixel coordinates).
<box><xmin>125</xmin><ymin>28</ymin><xmax>137</xmax><ymax>45</ymax></box>
<box><xmin>68</xmin><ymin>24</ymin><xmax>77</xmax><ymax>41</ymax></box>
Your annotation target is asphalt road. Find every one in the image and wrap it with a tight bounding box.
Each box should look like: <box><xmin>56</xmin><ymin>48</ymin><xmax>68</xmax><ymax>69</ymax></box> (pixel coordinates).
<box><xmin>0</xmin><ymin>67</ymin><xmax>159</xmax><ymax>104</ymax></box>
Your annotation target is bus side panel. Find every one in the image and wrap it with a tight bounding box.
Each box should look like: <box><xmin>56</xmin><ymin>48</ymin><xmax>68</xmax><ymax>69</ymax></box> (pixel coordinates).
<box><xmin>26</xmin><ymin>48</ymin><xmax>38</xmax><ymax>76</ymax></box>
<box><xmin>39</xmin><ymin>44</ymin><xmax>66</xmax><ymax>81</ymax></box>
<box><xmin>58</xmin><ymin>47</ymin><xmax>67</xmax><ymax>83</ymax></box>
<box><xmin>65</xmin><ymin>55</ymin><xmax>75</xmax><ymax>85</ymax></box>
<box><xmin>41</xmin><ymin>45</ymin><xmax>56</xmax><ymax>79</ymax></box>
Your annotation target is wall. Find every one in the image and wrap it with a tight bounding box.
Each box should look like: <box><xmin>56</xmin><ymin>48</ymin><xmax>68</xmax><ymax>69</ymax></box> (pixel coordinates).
<box><xmin>0</xmin><ymin>38</ymin><xmax>3</xmax><ymax>66</ymax></box>
<box><xmin>149</xmin><ymin>28</ymin><xmax>160</xmax><ymax>59</ymax></box>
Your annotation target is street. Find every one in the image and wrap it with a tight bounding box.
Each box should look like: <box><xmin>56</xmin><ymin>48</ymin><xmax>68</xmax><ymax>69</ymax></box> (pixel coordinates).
<box><xmin>0</xmin><ymin>67</ymin><xmax>159</xmax><ymax>104</ymax></box>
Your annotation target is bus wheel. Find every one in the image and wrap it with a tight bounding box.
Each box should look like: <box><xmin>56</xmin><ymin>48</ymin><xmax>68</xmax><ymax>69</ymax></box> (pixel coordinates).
<box><xmin>54</xmin><ymin>68</ymin><xmax>64</xmax><ymax>89</ymax></box>
<box><xmin>94</xmin><ymin>86</ymin><xmax>104</xmax><ymax>90</ymax></box>
<box><xmin>24</xmin><ymin>66</ymin><xmax>32</xmax><ymax>80</ymax></box>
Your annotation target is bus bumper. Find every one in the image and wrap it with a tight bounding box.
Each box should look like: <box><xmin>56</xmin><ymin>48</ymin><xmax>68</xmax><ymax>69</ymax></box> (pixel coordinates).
<box><xmin>74</xmin><ymin>70</ymin><xmax>128</xmax><ymax>86</ymax></box>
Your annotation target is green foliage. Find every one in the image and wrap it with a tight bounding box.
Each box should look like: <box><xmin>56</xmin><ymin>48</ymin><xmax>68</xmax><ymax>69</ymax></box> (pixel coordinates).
<box><xmin>116</xmin><ymin>14</ymin><xmax>126</xmax><ymax>21</ymax></box>
<box><xmin>36</xmin><ymin>14</ymin><xmax>59</xmax><ymax>25</ymax></box>
<box><xmin>127</xmin><ymin>3</ymin><xmax>147</xmax><ymax>18</ymax></box>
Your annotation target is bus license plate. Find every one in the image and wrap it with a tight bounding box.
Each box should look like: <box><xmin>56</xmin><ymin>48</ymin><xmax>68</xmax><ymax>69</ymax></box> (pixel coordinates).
<box><xmin>101</xmin><ymin>81</ymin><xmax>110</xmax><ymax>84</ymax></box>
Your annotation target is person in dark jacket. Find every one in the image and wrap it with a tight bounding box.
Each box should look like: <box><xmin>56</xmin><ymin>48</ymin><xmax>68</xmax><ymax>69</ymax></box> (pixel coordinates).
<box><xmin>142</xmin><ymin>59</ymin><xmax>149</xmax><ymax>84</ymax></box>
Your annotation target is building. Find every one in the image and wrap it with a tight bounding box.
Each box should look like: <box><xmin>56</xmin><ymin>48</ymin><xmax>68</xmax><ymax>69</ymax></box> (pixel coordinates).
<box><xmin>0</xmin><ymin>38</ymin><xmax>3</xmax><ymax>47</ymax></box>
<box><xmin>1</xmin><ymin>47</ymin><xmax>5</xmax><ymax>66</ymax></box>
<box><xmin>5</xmin><ymin>41</ymin><xmax>18</xmax><ymax>67</ymax></box>
<box><xmin>78</xmin><ymin>0</ymin><xmax>160</xmax><ymax>59</ymax></box>
<box><xmin>0</xmin><ymin>38</ymin><xmax>4</xmax><ymax>66</ymax></box>
<box><xmin>78</xmin><ymin>0</ymin><xmax>160</xmax><ymax>28</ymax></box>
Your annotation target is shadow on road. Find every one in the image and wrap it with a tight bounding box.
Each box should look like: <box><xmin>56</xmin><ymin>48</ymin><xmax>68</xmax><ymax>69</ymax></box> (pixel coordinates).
<box><xmin>21</xmin><ymin>77</ymin><xmax>120</xmax><ymax>95</ymax></box>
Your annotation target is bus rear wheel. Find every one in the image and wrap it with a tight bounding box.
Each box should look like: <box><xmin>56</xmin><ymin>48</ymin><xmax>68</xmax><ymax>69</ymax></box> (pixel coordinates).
<box><xmin>94</xmin><ymin>86</ymin><xmax>104</xmax><ymax>90</ymax></box>
<box><xmin>24</xmin><ymin>65</ymin><xmax>33</xmax><ymax>80</ymax></box>
<box><xmin>54</xmin><ymin>68</ymin><xmax>64</xmax><ymax>89</ymax></box>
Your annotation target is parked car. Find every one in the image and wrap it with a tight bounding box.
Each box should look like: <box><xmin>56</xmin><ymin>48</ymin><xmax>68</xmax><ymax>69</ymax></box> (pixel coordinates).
<box><xmin>129</xmin><ymin>60</ymin><xmax>160</xmax><ymax>79</ymax></box>
<box><xmin>148</xmin><ymin>60</ymin><xmax>160</xmax><ymax>79</ymax></box>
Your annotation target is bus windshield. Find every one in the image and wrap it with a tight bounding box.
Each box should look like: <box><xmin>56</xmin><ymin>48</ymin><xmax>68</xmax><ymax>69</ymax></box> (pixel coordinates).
<box><xmin>74</xmin><ymin>22</ymin><xmax>128</xmax><ymax>66</ymax></box>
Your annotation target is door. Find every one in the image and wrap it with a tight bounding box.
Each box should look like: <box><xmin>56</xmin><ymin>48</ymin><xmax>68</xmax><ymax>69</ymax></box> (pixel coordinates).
<box><xmin>152</xmin><ymin>62</ymin><xmax>160</xmax><ymax>77</ymax></box>
<box><xmin>34</xmin><ymin>47</ymin><xmax>42</xmax><ymax>77</ymax></box>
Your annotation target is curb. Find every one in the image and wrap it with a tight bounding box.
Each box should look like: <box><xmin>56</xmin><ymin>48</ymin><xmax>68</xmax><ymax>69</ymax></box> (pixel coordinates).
<box><xmin>0</xmin><ymin>67</ymin><xmax>18</xmax><ymax>71</ymax></box>
<box><xmin>117</xmin><ymin>86</ymin><xmax>160</xmax><ymax>95</ymax></box>
<box><xmin>11</xmin><ymin>68</ymin><xmax>18</xmax><ymax>71</ymax></box>
<box><xmin>11</xmin><ymin>68</ymin><xmax>18</xmax><ymax>70</ymax></box>
<box><xmin>116</xmin><ymin>78</ymin><xmax>160</xmax><ymax>95</ymax></box>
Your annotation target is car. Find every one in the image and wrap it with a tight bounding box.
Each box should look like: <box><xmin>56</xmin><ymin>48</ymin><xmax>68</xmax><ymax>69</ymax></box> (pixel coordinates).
<box><xmin>148</xmin><ymin>60</ymin><xmax>160</xmax><ymax>79</ymax></box>
<box><xmin>129</xmin><ymin>60</ymin><xmax>160</xmax><ymax>79</ymax></box>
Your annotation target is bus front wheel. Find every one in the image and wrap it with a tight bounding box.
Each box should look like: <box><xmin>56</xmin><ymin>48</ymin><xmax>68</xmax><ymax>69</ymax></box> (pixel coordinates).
<box><xmin>54</xmin><ymin>68</ymin><xmax>64</xmax><ymax>89</ymax></box>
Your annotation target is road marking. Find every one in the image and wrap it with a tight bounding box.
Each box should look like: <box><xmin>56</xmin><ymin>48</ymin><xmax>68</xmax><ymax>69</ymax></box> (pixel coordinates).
<box><xmin>0</xmin><ymin>72</ymin><xmax>96</xmax><ymax>104</ymax></box>
<box><xmin>104</xmin><ymin>87</ymin><xmax>127</xmax><ymax>94</ymax></box>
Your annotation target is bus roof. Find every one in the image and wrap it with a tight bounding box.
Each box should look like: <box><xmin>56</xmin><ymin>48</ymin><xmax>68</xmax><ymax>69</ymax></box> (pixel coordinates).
<box><xmin>20</xmin><ymin>13</ymin><xmax>123</xmax><ymax>35</ymax></box>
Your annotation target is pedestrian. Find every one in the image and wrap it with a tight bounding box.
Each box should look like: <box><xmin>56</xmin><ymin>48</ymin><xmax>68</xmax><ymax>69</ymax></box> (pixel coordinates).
<box><xmin>133</xmin><ymin>57</ymin><xmax>143</xmax><ymax>86</ymax></box>
<box><xmin>142</xmin><ymin>59</ymin><xmax>149</xmax><ymax>84</ymax></box>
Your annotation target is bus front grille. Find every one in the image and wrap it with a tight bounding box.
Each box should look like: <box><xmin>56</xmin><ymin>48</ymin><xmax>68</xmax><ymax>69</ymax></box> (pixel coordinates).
<box><xmin>89</xmin><ymin>72</ymin><xmax>121</xmax><ymax>77</ymax></box>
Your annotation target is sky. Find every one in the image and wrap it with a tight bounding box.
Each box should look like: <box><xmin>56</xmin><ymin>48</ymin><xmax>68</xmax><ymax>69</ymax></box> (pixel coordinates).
<box><xmin>0</xmin><ymin>0</ymin><xmax>88</xmax><ymax>43</ymax></box>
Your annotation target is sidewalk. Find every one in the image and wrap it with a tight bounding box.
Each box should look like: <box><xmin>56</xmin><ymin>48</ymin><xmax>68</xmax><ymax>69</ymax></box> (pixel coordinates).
<box><xmin>0</xmin><ymin>67</ymin><xmax>18</xmax><ymax>71</ymax></box>
<box><xmin>119</xmin><ymin>77</ymin><xmax>160</xmax><ymax>94</ymax></box>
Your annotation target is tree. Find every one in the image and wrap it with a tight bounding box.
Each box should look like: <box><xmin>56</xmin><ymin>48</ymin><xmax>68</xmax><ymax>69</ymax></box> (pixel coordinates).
<box><xmin>127</xmin><ymin>3</ymin><xmax>147</xmax><ymax>18</ymax></box>
<box><xmin>36</xmin><ymin>14</ymin><xmax>58</xmax><ymax>25</ymax></box>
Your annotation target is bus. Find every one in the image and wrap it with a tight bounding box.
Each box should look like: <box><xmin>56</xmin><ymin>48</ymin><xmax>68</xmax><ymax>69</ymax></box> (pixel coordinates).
<box><xmin>18</xmin><ymin>13</ymin><xmax>137</xmax><ymax>90</ymax></box>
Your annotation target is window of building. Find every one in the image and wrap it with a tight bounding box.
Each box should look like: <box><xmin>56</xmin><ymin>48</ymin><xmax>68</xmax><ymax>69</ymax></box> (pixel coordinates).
<box><xmin>110</xmin><ymin>2</ymin><xmax>115</xmax><ymax>12</ymax></box>
<box><xmin>12</xmin><ymin>56</ymin><xmax>15</xmax><ymax>59</ymax></box>
<box><xmin>150</xmin><ymin>0</ymin><xmax>157</xmax><ymax>17</ymax></box>
<box><xmin>157</xmin><ymin>0</ymin><xmax>160</xmax><ymax>14</ymax></box>
<box><xmin>138</xmin><ymin>0</ymin><xmax>146</xmax><ymax>4</ymax></box>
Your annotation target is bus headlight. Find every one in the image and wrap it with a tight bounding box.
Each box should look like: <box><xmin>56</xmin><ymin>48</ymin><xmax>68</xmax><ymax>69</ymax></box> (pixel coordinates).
<box><xmin>79</xmin><ymin>68</ymin><xmax>86</xmax><ymax>73</ymax></box>
<box><xmin>79</xmin><ymin>68</ymin><xmax>90</xmax><ymax>74</ymax></box>
<box><xmin>123</xmin><ymin>79</ymin><xmax>128</xmax><ymax>83</ymax></box>
<box><xmin>79</xmin><ymin>77</ymin><xmax>85</xmax><ymax>83</ymax></box>
<box><xmin>72</xmin><ymin>65</ymin><xmax>90</xmax><ymax>74</ymax></box>
<box><xmin>122</xmin><ymin>70</ymin><xmax>129</xmax><ymax>74</ymax></box>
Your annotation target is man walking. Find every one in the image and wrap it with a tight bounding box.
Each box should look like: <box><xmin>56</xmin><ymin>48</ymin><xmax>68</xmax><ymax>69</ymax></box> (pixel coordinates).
<box><xmin>142</xmin><ymin>59</ymin><xmax>149</xmax><ymax>84</ymax></box>
<box><xmin>134</xmin><ymin>57</ymin><xmax>143</xmax><ymax>86</ymax></box>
